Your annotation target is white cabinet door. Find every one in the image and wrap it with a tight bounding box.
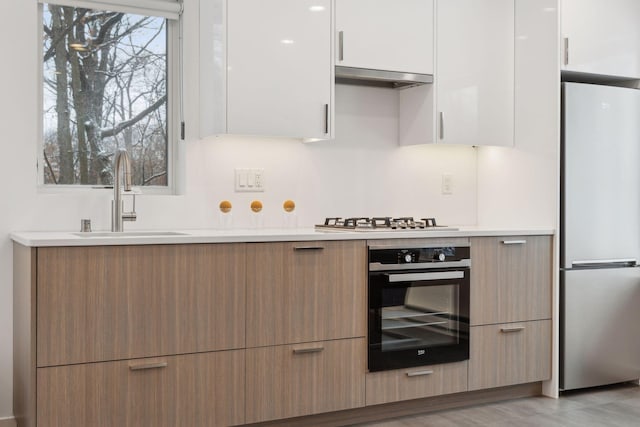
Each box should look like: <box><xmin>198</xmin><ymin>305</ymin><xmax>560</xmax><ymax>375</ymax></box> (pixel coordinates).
<box><xmin>335</xmin><ymin>0</ymin><xmax>433</xmax><ymax>74</ymax></box>
<box><xmin>562</xmin><ymin>0</ymin><xmax>640</xmax><ymax>79</ymax></box>
<box><xmin>436</xmin><ymin>0</ymin><xmax>514</xmax><ymax>146</ymax></box>
<box><xmin>200</xmin><ymin>0</ymin><xmax>333</xmax><ymax>140</ymax></box>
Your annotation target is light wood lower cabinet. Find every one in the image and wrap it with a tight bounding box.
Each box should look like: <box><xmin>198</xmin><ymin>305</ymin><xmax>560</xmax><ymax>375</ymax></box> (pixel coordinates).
<box><xmin>14</xmin><ymin>235</ymin><xmax>555</xmax><ymax>427</ymax></box>
<box><xmin>469</xmin><ymin>320</ymin><xmax>551</xmax><ymax>391</ymax></box>
<box><xmin>470</xmin><ymin>236</ymin><xmax>552</xmax><ymax>325</ymax></box>
<box><xmin>36</xmin><ymin>244</ymin><xmax>246</xmax><ymax>367</ymax></box>
<box><xmin>246</xmin><ymin>241</ymin><xmax>367</xmax><ymax>347</ymax></box>
<box><xmin>14</xmin><ymin>243</ymin><xmax>247</xmax><ymax>427</ymax></box>
<box><xmin>245</xmin><ymin>338</ymin><xmax>366</xmax><ymax>423</ymax></box>
<box><xmin>365</xmin><ymin>361</ymin><xmax>468</xmax><ymax>406</ymax></box>
<box><xmin>37</xmin><ymin>350</ymin><xmax>245</xmax><ymax>427</ymax></box>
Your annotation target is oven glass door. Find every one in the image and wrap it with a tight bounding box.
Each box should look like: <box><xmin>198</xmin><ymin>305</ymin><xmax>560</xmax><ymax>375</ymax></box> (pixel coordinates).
<box><xmin>368</xmin><ymin>268</ymin><xmax>469</xmax><ymax>372</ymax></box>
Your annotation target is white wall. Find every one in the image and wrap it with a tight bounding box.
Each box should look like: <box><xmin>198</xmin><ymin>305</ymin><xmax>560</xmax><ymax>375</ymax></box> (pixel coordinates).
<box><xmin>0</xmin><ymin>0</ymin><xmax>39</xmax><ymax>419</ymax></box>
<box><xmin>0</xmin><ymin>0</ymin><xmax>482</xmax><ymax>417</ymax></box>
<box><xmin>195</xmin><ymin>84</ymin><xmax>478</xmax><ymax>229</ymax></box>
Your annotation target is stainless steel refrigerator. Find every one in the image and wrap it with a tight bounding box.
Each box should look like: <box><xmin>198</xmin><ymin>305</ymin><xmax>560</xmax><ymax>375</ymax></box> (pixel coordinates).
<box><xmin>561</xmin><ymin>82</ymin><xmax>640</xmax><ymax>391</ymax></box>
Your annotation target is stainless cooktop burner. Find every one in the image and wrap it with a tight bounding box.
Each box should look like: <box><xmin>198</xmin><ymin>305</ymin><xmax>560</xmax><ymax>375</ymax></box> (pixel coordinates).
<box><xmin>315</xmin><ymin>217</ymin><xmax>457</xmax><ymax>232</ymax></box>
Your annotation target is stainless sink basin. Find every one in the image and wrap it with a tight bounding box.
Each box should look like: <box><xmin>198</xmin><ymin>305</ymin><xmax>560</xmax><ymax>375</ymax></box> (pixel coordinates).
<box><xmin>73</xmin><ymin>231</ymin><xmax>189</xmax><ymax>238</ymax></box>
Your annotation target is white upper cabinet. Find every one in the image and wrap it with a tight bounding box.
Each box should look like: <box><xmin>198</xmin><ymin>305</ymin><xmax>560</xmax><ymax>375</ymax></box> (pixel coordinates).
<box><xmin>561</xmin><ymin>0</ymin><xmax>640</xmax><ymax>79</ymax></box>
<box><xmin>199</xmin><ymin>0</ymin><xmax>333</xmax><ymax>140</ymax></box>
<box><xmin>435</xmin><ymin>0</ymin><xmax>514</xmax><ymax>146</ymax></box>
<box><xmin>335</xmin><ymin>0</ymin><xmax>434</xmax><ymax>74</ymax></box>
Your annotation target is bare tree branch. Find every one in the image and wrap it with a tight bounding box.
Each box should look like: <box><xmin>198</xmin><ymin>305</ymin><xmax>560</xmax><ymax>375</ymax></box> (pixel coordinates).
<box><xmin>43</xmin><ymin>149</ymin><xmax>58</xmax><ymax>185</ymax></box>
<box><xmin>94</xmin><ymin>12</ymin><xmax>124</xmax><ymax>45</ymax></box>
<box><xmin>143</xmin><ymin>170</ymin><xmax>167</xmax><ymax>185</ymax></box>
<box><xmin>101</xmin><ymin>94</ymin><xmax>167</xmax><ymax>138</ymax></box>
<box><xmin>43</xmin><ymin>7</ymin><xmax>88</xmax><ymax>62</ymax></box>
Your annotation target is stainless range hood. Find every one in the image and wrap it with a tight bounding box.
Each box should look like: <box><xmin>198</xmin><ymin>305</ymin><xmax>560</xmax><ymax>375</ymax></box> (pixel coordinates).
<box><xmin>335</xmin><ymin>66</ymin><xmax>433</xmax><ymax>89</ymax></box>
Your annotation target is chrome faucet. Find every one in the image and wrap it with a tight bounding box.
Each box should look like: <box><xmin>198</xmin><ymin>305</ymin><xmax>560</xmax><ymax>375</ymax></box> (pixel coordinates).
<box><xmin>112</xmin><ymin>149</ymin><xmax>137</xmax><ymax>232</ymax></box>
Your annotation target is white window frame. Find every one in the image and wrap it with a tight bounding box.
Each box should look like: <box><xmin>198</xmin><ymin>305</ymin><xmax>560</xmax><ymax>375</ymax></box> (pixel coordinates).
<box><xmin>37</xmin><ymin>0</ymin><xmax>183</xmax><ymax>195</ymax></box>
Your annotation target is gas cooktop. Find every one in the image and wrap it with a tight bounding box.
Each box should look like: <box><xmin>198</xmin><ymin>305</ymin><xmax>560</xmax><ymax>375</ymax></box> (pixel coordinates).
<box><xmin>314</xmin><ymin>217</ymin><xmax>458</xmax><ymax>232</ymax></box>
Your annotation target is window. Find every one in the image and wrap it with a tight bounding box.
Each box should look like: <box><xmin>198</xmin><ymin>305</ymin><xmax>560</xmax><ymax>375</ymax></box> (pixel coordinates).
<box><xmin>40</xmin><ymin>0</ymin><xmax>181</xmax><ymax>188</ymax></box>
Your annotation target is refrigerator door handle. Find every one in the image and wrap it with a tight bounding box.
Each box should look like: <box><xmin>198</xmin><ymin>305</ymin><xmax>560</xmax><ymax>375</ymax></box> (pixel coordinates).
<box><xmin>572</xmin><ymin>259</ymin><xmax>637</xmax><ymax>268</ymax></box>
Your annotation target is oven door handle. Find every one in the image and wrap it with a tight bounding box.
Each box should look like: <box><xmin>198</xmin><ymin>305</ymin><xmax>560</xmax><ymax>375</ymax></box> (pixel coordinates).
<box><xmin>387</xmin><ymin>271</ymin><xmax>464</xmax><ymax>282</ymax></box>
<box><xmin>369</xmin><ymin>260</ymin><xmax>471</xmax><ymax>271</ymax></box>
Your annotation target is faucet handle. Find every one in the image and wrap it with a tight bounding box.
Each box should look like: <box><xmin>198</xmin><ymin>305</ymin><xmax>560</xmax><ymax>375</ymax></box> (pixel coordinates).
<box><xmin>123</xmin><ymin>212</ymin><xmax>137</xmax><ymax>222</ymax></box>
<box><xmin>122</xmin><ymin>193</ymin><xmax>137</xmax><ymax>222</ymax></box>
<box><xmin>121</xmin><ymin>186</ymin><xmax>142</xmax><ymax>195</ymax></box>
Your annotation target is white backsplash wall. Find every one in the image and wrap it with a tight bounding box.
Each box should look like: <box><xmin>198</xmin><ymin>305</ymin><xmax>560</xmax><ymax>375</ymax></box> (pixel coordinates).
<box><xmin>108</xmin><ymin>85</ymin><xmax>478</xmax><ymax>232</ymax></box>
<box><xmin>195</xmin><ymin>84</ymin><xmax>478</xmax><ymax>229</ymax></box>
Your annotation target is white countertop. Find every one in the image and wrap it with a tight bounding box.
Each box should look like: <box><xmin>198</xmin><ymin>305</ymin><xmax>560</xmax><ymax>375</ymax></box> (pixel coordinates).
<box><xmin>10</xmin><ymin>226</ymin><xmax>555</xmax><ymax>247</ymax></box>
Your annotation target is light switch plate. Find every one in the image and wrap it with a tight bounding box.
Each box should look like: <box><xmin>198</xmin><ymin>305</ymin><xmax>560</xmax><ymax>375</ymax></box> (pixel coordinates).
<box><xmin>235</xmin><ymin>168</ymin><xmax>265</xmax><ymax>192</ymax></box>
<box><xmin>442</xmin><ymin>174</ymin><xmax>453</xmax><ymax>195</ymax></box>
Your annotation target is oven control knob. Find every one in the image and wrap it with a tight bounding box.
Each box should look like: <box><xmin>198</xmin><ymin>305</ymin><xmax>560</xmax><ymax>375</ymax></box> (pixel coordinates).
<box><xmin>404</xmin><ymin>254</ymin><xmax>413</xmax><ymax>263</ymax></box>
<box><xmin>435</xmin><ymin>252</ymin><xmax>446</xmax><ymax>262</ymax></box>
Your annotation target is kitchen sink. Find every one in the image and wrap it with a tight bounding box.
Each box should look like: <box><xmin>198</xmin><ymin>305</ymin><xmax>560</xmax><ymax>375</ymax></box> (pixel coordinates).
<box><xmin>73</xmin><ymin>231</ymin><xmax>189</xmax><ymax>238</ymax></box>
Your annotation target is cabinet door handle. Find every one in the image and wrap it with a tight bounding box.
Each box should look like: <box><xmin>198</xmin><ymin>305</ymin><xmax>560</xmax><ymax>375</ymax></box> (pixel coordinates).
<box><xmin>324</xmin><ymin>103</ymin><xmax>329</xmax><ymax>134</ymax></box>
<box><xmin>293</xmin><ymin>246</ymin><xmax>325</xmax><ymax>251</ymax></box>
<box><xmin>502</xmin><ymin>240</ymin><xmax>527</xmax><ymax>245</ymax></box>
<box><xmin>564</xmin><ymin>37</ymin><xmax>569</xmax><ymax>65</ymax></box>
<box><xmin>439</xmin><ymin>112</ymin><xmax>444</xmax><ymax>140</ymax></box>
<box><xmin>129</xmin><ymin>361</ymin><xmax>168</xmax><ymax>371</ymax></box>
<box><xmin>406</xmin><ymin>370</ymin><xmax>434</xmax><ymax>377</ymax></box>
<box><xmin>339</xmin><ymin>31</ymin><xmax>344</xmax><ymax>61</ymax></box>
<box><xmin>293</xmin><ymin>346</ymin><xmax>324</xmax><ymax>354</ymax></box>
<box><xmin>500</xmin><ymin>326</ymin><xmax>525</xmax><ymax>333</ymax></box>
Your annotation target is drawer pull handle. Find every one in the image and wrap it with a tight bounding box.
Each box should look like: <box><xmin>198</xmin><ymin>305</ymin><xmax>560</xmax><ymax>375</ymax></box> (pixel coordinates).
<box><xmin>502</xmin><ymin>240</ymin><xmax>527</xmax><ymax>245</ymax></box>
<box><xmin>293</xmin><ymin>246</ymin><xmax>325</xmax><ymax>251</ymax></box>
<box><xmin>500</xmin><ymin>326</ymin><xmax>525</xmax><ymax>333</ymax></box>
<box><xmin>293</xmin><ymin>346</ymin><xmax>324</xmax><ymax>354</ymax></box>
<box><xmin>129</xmin><ymin>362</ymin><xmax>168</xmax><ymax>371</ymax></box>
<box><xmin>406</xmin><ymin>370</ymin><xmax>434</xmax><ymax>377</ymax></box>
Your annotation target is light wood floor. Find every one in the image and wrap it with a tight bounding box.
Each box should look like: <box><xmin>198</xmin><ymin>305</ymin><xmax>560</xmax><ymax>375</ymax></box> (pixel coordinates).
<box><xmin>354</xmin><ymin>383</ymin><xmax>640</xmax><ymax>427</ymax></box>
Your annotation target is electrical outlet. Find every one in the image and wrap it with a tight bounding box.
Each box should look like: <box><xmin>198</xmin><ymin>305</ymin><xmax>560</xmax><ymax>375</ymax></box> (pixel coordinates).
<box><xmin>442</xmin><ymin>174</ymin><xmax>453</xmax><ymax>195</ymax></box>
<box><xmin>235</xmin><ymin>168</ymin><xmax>265</xmax><ymax>192</ymax></box>
<box><xmin>254</xmin><ymin>169</ymin><xmax>264</xmax><ymax>189</ymax></box>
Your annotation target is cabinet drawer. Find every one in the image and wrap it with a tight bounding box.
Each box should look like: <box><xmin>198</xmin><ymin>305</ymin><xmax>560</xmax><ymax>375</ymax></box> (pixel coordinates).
<box><xmin>365</xmin><ymin>361</ymin><xmax>468</xmax><ymax>406</ymax></box>
<box><xmin>469</xmin><ymin>320</ymin><xmax>551</xmax><ymax>390</ymax></box>
<box><xmin>471</xmin><ymin>236</ymin><xmax>552</xmax><ymax>325</ymax></box>
<box><xmin>246</xmin><ymin>338</ymin><xmax>366</xmax><ymax>423</ymax></box>
<box><xmin>246</xmin><ymin>240</ymin><xmax>367</xmax><ymax>347</ymax></box>
<box><xmin>37</xmin><ymin>244</ymin><xmax>246</xmax><ymax>366</ymax></box>
<box><xmin>37</xmin><ymin>350</ymin><xmax>245</xmax><ymax>427</ymax></box>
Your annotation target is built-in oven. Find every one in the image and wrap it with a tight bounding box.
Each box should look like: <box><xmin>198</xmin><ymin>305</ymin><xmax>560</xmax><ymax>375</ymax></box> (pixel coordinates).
<box><xmin>368</xmin><ymin>243</ymin><xmax>470</xmax><ymax>372</ymax></box>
